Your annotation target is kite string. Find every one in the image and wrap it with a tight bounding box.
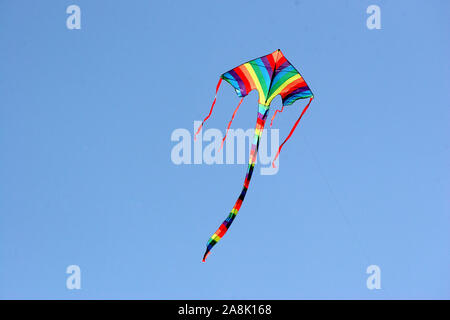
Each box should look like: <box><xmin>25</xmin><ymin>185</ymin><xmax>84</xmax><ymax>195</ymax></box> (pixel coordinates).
<box><xmin>301</xmin><ymin>134</ymin><xmax>396</xmax><ymax>298</ymax></box>
<box><xmin>194</xmin><ymin>78</ymin><xmax>223</xmax><ymax>141</ymax></box>
<box><xmin>270</xmin><ymin>105</ymin><xmax>285</xmax><ymax>127</ymax></box>
<box><xmin>271</xmin><ymin>97</ymin><xmax>313</xmax><ymax>168</ymax></box>
<box><xmin>219</xmin><ymin>98</ymin><xmax>244</xmax><ymax>152</ymax></box>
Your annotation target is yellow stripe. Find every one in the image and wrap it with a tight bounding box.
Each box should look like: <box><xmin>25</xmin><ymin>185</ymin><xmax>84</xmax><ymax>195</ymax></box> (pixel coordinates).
<box><xmin>266</xmin><ymin>74</ymin><xmax>301</xmax><ymax>105</ymax></box>
<box><xmin>212</xmin><ymin>234</ymin><xmax>221</xmax><ymax>241</ymax></box>
<box><xmin>243</xmin><ymin>63</ymin><xmax>266</xmax><ymax>103</ymax></box>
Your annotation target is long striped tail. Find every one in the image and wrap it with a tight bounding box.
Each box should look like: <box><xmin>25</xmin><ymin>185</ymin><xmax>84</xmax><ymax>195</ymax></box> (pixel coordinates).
<box><xmin>202</xmin><ymin>104</ymin><xmax>270</xmax><ymax>262</ymax></box>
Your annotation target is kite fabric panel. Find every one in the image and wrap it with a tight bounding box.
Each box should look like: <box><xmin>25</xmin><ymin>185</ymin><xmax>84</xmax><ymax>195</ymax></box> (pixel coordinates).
<box><xmin>195</xmin><ymin>49</ymin><xmax>314</xmax><ymax>262</ymax></box>
<box><xmin>221</xmin><ymin>49</ymin><xmax>313</xmax><ymax>106</ymax></box>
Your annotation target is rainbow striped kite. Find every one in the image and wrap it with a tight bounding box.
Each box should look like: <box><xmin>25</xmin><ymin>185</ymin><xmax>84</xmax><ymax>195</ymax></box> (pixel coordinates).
<box><xmin>196</xmin><ymin>49</ymin><xmax>314</xmax><ymax>261</ymax></box>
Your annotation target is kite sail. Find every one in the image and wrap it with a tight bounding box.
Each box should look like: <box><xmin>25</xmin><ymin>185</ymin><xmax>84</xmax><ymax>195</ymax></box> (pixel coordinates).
<box><xmin>196</xmin><ymin>49</ymin><xmax>314</xmax><ymax>261</ymax></box>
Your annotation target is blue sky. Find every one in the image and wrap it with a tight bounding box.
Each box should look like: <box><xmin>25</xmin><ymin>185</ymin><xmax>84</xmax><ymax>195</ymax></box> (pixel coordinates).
<box><xmin>0</xmin><ymin>0</ymin><xmax>449</xmax><ymax>299</ymax></box>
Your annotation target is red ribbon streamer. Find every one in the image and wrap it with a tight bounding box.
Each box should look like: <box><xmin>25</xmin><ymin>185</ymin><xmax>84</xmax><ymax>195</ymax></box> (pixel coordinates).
<box><xmin>270</xmin><ymin>106</ymin><xmax>285</xmax><ymax>127</ymax></box>
<box><xmin>194</xmin><ymin>78</ymin><xmax>223</xmax><ymax>141</ymax></box>
<box><xmin>272</xmin><ymin>97</ymin><xmax>313</xmax><ymax>168</ymax></box>
<box><xmin>219</xmin><ymin>98</ymin><xmax>244</xmax><ymax>152</ymax></box>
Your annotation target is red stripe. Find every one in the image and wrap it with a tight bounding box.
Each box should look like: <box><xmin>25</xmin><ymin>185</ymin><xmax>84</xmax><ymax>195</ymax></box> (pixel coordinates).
<box><xmin>266</xmin><ymin>54</ymin><xmax>276</xmax><ymax>73</ymax></box>
<box><xmin>235</xmin><ymin>199</ymin><xmax>243</xmax><ymax>211</ymax></box>
<box><xmin>257</xmin><ymin>118</ymin><xmax>265</xmax><ymax>127</ymax></box>
<box><xmin>234</xmin><ymin>66</ymin><xmax>252</xmax><ymax>95</ymax></box>
<box><xmin>239</xmin><ymin>65</ymin><xmax>256</xmax><ymax>92</ymax></box>
<box><xmin>244</xmin><ymin>178</ymin><xmax>250</xmax><ymax>189</ymax></box>
<box><xmin>216</xmin><ymin>224</ymin><xmax>228</xmax><ymax>237</ymax></box>
<box><xmin>280</xmin><ymin>78</ymin><xmax>307</xmax><ymax>97</ymax></box>
<box><xmin>276</xmin><ymin>56</ymin><xmax>287</xmax><ymax>66</ymax></box>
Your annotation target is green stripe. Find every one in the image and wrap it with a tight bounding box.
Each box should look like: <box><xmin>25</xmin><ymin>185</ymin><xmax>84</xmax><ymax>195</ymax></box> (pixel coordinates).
<box><xmin>268</xmin><ymin>72</ymin><xmax>299</xmax><ymax>100</ymax></box>
<box><xmin>250</xmin><ymin>63</ymin><xmax>269</xmax><ymax>100</ymax></box>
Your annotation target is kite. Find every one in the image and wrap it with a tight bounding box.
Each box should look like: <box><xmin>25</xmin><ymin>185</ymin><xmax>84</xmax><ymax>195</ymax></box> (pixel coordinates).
<box><xmin>195</xmin><ymin>49</ymin><xmax>314</xmax><ymax>262</ymax></box>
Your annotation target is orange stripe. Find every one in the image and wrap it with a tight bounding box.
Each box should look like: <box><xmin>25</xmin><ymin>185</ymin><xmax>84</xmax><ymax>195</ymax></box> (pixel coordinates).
<box><xmin>240</xmin><ymin>64</ymin><xmax>257</xmax><ymax>92</ymax></box>
<box><xmin>280</xmin><ymin>77</ymin><xmax>306</xmax><ymax>96</ymax></box>
<box><xmin>234</xmin><ymin>66</ymin><xmax>252</xmax><ymax>95</ymax></box>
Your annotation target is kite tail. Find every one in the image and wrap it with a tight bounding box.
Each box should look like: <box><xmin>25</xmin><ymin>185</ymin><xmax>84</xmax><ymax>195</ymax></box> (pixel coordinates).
<box><xmin>203</xmin><ymin>104</ymin><xmax>270</xmax><ymax>262</ymax></box>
